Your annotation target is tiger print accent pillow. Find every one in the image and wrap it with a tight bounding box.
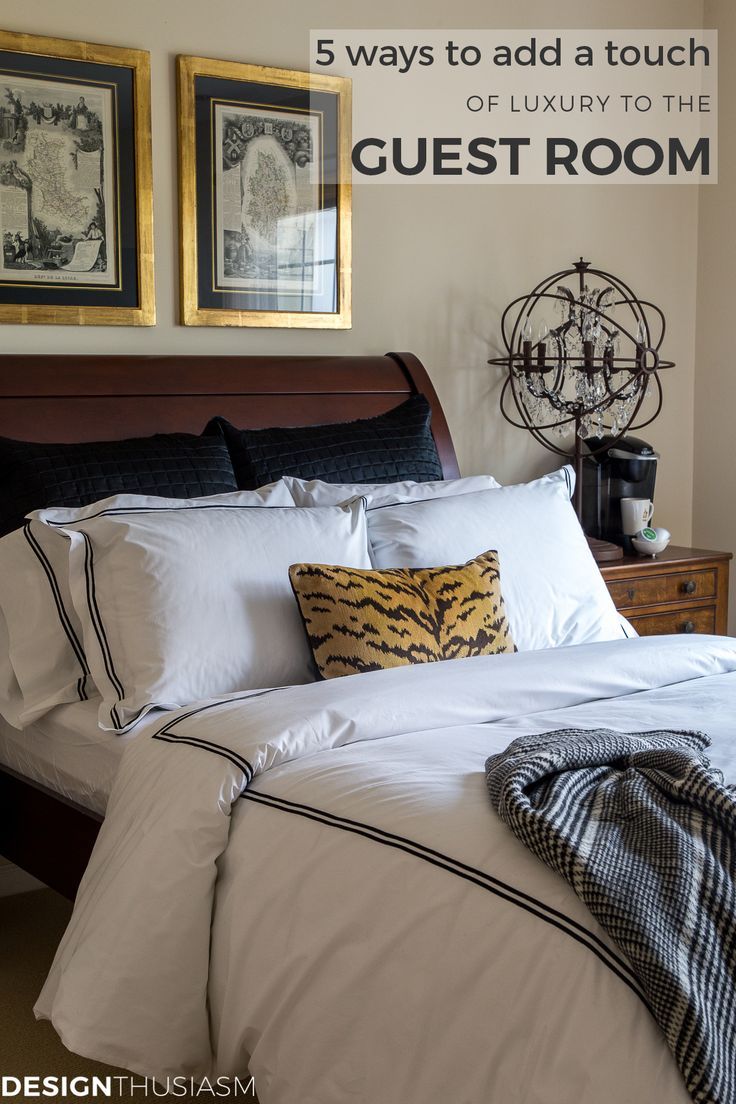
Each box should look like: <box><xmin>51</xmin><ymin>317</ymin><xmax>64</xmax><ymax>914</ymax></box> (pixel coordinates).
<box><xmin>289</xmin><ymin>550</ymin><xmax>516</xmax><ymax>680</ymax></box>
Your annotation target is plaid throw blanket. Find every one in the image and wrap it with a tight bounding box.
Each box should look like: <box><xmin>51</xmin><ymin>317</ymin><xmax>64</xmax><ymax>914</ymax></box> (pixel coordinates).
<box><xmin>486</xmin><ymin>728</ymin><xmax>736</xmax><ymax>1104</ymax></box>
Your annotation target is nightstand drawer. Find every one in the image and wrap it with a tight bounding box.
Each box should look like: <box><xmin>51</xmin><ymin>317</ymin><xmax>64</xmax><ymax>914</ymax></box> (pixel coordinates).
<box><xmin>628</xmin><ymin>606</ymin><xmax>717</xmax><ymax>637</ymax></box>
<box><xmin>606</xmin><ymin>568</ymin><xmax>716</xmax><ymax>611</ymax></box>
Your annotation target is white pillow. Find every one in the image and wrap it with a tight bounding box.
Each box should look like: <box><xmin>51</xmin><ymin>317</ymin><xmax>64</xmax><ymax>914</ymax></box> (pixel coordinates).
<box><xmin>284</xmin><ymin>474</ymin><xmax>501</xmax><ymax>509</ymax></box>
<box><xmin>2</xmin><ymin>483</ymin><xmax>295</xmax><ymax>728</ymax></box>
<box><xmin>367</xmin><ymin>467</ymin><xmax>625</xmax><ymax>651</ymax></box>
<box><xmin>0</xmin><ymin>523</ymin><xmax>94</xmax><ymax>726</ymax></box>
<box><xmin>37</xmin><ymin>497</ymin><xmax>370</xmax><ymax>733</ymax></box>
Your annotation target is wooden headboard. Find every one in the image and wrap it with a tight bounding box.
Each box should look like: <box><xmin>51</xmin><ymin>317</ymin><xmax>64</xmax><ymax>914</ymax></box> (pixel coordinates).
<box><xmin>0</xmin><ymin>351</ymin><xmax>459</xmax><ymax>479</ymax></box>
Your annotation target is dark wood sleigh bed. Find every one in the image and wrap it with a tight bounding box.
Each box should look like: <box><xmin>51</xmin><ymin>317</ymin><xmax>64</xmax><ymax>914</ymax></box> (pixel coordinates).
<box><xmin>0</xmin><ymin>351</ymin><xmax>460</xmax><ymax>900</ymax></box>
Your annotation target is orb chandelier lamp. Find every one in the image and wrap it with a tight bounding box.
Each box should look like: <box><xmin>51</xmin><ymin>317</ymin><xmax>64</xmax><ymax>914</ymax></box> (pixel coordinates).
<box><xmin>488</xmin><ymin>257</ymin><xmax>674</xmax><ymax>558</ymax></box>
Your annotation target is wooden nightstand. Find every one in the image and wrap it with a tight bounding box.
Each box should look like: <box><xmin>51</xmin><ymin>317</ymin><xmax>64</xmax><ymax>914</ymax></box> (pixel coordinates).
<box><xmin>600</xmin><ymin>546</ymin><xmax>732</xmax><ymax>637</ymax></box>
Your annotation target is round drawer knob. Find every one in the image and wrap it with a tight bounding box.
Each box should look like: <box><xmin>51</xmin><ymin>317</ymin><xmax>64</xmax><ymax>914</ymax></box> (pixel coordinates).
<box><xmin>681</xmin><ymin>620</ymin><xmax>696</xmax><ymax>634</ymax></box>
<box><xmin>683</xmin><ymin>580</ymin><xmax>697</xmax><ymax>595</ymax></box>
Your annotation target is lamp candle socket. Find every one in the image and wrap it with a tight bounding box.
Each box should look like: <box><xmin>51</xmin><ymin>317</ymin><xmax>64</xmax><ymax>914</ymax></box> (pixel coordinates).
<box><xmin>536</xmin><ymin>320</ymin><xmax>550</xmax><ymax>369</ymax></box>
<box><xmin>583</xmin><ymin>339</ymin><xmax>596</xmax><ymax>372</ymax></box>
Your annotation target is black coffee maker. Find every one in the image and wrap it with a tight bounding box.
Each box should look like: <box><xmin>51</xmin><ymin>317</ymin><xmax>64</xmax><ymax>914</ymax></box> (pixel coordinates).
<box><xmin>582</xmin><ymin>436</ymin><xmax>658</xmax><ymax>552</ymax></box>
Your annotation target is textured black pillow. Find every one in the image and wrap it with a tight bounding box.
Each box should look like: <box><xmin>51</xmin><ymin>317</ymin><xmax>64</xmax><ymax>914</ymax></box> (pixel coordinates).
<box><xmin>0</xmin><ymin>432</ymin><xmax>238</xmax><ymax>536</ymax></box>
<box><xmin>206</xmin><ymin>394</ymin><xmax>443</xmax><ymax>489</ymax></box>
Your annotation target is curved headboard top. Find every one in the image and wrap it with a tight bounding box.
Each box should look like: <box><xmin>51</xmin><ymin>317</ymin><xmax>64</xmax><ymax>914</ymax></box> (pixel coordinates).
<box><xmin>0</xmin><ymin>351</ymin><xmax>459</xmax><ymax>480</ymax></box>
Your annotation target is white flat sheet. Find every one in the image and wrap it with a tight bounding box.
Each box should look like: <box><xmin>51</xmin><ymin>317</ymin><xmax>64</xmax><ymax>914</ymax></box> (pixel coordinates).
<box><xmin>0</xmin><ymin>700</ymin><xmax>153</xmax><ymax>815</ymax></box>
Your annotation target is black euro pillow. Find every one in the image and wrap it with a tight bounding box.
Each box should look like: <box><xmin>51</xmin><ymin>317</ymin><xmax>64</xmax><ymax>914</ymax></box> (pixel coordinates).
<box><xmin>206</xmin><ymin>394</ymin><xmax>443</xmax><ymax>489</ymax></box>
<box><xmin>0</xmin><ymin>431</ymin><xmax>238</xmax><ymax>536</ymax></box>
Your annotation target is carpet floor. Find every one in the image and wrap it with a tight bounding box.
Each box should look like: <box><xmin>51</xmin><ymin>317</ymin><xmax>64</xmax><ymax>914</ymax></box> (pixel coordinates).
<box><xmin>0</xmin><ymin>888</ymin><xmax>258</xmax><ymax>1103</ymax></box>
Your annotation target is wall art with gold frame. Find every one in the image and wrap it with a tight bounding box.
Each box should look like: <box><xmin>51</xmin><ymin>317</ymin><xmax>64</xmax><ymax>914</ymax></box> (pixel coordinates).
<box><xmin>0</xmin><ymin>29</ymin><xmax>154</xmax><ymax>326</ymax></box>
<box><xmin>178</xmin><ymin>55</ymin><xmax>351</xmax><ymax>328</ymax></box>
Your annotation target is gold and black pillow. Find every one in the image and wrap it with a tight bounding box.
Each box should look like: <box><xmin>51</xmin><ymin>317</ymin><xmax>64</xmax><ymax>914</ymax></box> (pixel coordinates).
<box><xmin>289</xmin><ymin>550</ymin><xmax>515</xmax><ymax>680</ymax></box>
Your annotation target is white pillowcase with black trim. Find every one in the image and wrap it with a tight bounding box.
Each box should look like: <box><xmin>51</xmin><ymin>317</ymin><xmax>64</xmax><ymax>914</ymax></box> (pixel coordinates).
<box><xmin>0</xmin><ymin>521</ymin><xmax>93</xmax><ymax>728</ymax></box>
<box><xmin>4</xmin><ymin>482</ymin><xmax>295</xmax><ymax>728</ymax></box>
<box><xmin>35</xmin><ymin>495</ymin><xmax>370</xmax><ymax>733</ymax></box>
<box><xmin>283</xmin><ymin>474</ymin><xmax>501</xmax><ymax>509</ymax></box>
<box><xmin>366</xmin><ymin>466</ymin><xmax>626</xmax><ymax>651</ymax></box>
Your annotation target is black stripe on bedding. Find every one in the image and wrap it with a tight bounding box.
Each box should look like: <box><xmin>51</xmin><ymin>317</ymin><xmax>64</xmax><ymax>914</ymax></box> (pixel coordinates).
<box><xmin>150</xmin><ymin>687</ymin><xmax>285</xmax><ymax>776</ymax></box>
<box><xmin>22</xmin><ymin>522</ymin><xmax>90</xmax><ymax>702</ymax></box>
<box><xmin>114</xmin><ymin>701</ymin><xmax>158</xmax><ymax>734</ymax></box>
<box><xmin>155</xmin><ymin>732</ymin><xmax>255</xmax><ymax>780</ymax></box>
<box><xmin>240</xmin><ymin>788</ymin><xmax>647</xmax><ymax>1006</ymax></box>
<box><xmin>367</xmin><ymin>497</ymin><xmax>435</xmax><ymax>513</ymax></box>
<box><xmin>80</xmin><ymin>532</ymin><xmax>124</xmax><ymax>729</ymax></box>
<box><xmin>43</xmin><ymin>503</ymin><xmax>315</xmax><ymax>527</ymax></box>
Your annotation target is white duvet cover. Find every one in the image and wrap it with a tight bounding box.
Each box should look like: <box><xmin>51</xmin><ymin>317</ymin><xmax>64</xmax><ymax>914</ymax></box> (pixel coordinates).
<box><xmin>36</xmin><ymin>635</ymin><xmax>736</xmax><ymax>1104</ymax></box>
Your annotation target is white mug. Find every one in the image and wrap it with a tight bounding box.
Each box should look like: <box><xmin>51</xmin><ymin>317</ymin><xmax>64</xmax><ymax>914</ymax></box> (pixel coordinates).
<box><xmin>621</xmin><ymin>497</ymin><xmax>654</xmax><ymax>536</ymax></box>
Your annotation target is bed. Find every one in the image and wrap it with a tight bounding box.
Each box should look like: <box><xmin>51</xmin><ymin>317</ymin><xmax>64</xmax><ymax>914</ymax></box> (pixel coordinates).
<box><xmin>1</xmin><ymin>352</ymin><xmax>735</xmax><ymax>1104</ymax></box>
<box><xmin>0</xmin><ymin>350</ymin><xmax>456</xmax><ymax>899</ymax></box>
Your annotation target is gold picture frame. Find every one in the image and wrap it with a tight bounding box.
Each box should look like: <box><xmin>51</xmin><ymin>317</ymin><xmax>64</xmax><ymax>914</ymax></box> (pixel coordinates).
<box><xmin>0</xmin><ymin>28</ymin><xmax>154</xmax><ymax>326</ymax></box>
<box><xmin>178</xmin><ymin>55</ymin><xmax>351</xmax><ymax>328</ymax></box>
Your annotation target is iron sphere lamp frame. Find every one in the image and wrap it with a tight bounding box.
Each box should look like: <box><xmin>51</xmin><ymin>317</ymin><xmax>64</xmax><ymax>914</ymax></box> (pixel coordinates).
<box><xmin>488</xmin><ymin>257</ymin><xmax>674</xmax><ymax>559</ymax></box>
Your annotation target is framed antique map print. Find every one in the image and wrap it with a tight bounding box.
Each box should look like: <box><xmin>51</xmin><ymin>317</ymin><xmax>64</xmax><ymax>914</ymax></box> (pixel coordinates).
<box><xmin>0</xmin><ymin>29</ymin><xmax>154</xmax><ymax>325</ymax></box>
<box><xmin>178</xmin><ymin>56</ymin><xmax>351</xmax><ymax>328</ymax></box>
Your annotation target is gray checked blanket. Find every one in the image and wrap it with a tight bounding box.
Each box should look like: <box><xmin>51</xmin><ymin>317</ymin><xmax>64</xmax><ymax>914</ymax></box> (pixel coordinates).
<box><xmin>486</xmin><ymin>728</ymin><xmax>736</xmax><ymax>1104</ymax></box>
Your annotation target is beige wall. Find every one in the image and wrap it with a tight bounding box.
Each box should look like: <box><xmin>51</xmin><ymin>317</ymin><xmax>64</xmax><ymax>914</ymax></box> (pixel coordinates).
<box><xmin>695</xmin><ymin>0</ymin><xmax>736</xmax><ymax>630</ymax></box>
<box><xmin>0</xmin><ymin>0</ymin><xmax>704</xmax><ymax>542</ymax></box>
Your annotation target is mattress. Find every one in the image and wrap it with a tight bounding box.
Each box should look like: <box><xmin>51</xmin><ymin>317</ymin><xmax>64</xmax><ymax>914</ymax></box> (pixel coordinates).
<box><xmin>0</xmin><ymin>700</ymin><xmax>155</xmax><ymax>816</ymax></box>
